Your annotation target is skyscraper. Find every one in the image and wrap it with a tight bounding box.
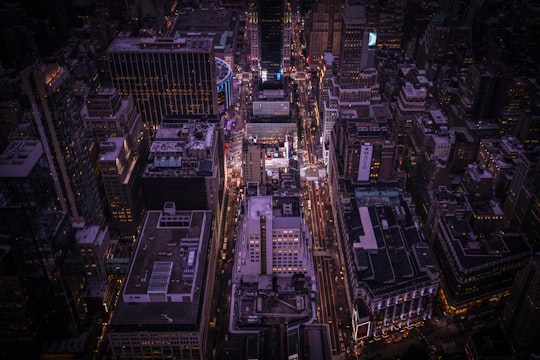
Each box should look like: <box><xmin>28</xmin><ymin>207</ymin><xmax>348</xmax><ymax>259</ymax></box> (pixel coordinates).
<box><xmin>308</xmin><ymin>0</ymin><xmax>343</xmax><ymax>61</ymax></box>
<box><xmin>0</xmin><ymin>139</ymin><xmax>85</xmax><ymax>356</ymax></box>
<box><xmin>500</xmin><ymin>256</ymin><xmax>540</xmax><ymax>353</ymax></box>
<box><xmin>250</xmin><ymin>0</ymin><xmax>291</xmax><ymax>85</ymax></box>
<box><xmin>107</xmin><ymin>35</ymin><xmax>218</xmax><ymax>129</ymax></box>
<box><xmin>337</xmin><ymin>0</ymin><xmax>379</xmax><ymax>82</ymax></box>
<box><xmin>81</xmin><ymin>88</ymin><xmax>149</xmax><ymax>233</ymax></box>
<box><xmin>21</xmin><ymin>63</ymin><xmax>104</xmax><ymax>225</ymax></box>
<box><xmin>98</xmin><ymin>137</ymin><xmax>145</xmax><ymax>234</ymax></box>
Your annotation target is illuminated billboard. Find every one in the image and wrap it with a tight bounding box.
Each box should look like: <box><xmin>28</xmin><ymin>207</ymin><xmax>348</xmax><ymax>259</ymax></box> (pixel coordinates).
<box><xmin>368</xmin><ymin>32</ymin><xmax>377</xmax><ymax>47</ymax></box>
<box><xmin>357</xmin><ymin>143</ymin><xmax>373</xmax><ymax>182</ymax></box>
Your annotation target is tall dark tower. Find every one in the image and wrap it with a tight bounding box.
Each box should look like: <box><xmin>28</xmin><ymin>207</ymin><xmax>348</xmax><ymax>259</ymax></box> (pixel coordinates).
<box><xmin>0</xmin><ymin>140</ymin><xmax>84</xmax><ymax>358</ymax></box>
<box><xmin>249</xmin><ymin>0</ymin><xmax>291</xmax><ymax>86</ymax></box>
<box><xmin>500</xmin><ymin>256</ymin><xmax>540</xmax><ymax>353</ymax></box>
<box><xmin>309</xmin><ymin>0</ymin><xmax>343</xmax><ymax>61</ymax></box>
<box><xmin>259</xmin><ymin>0</ymin><xmax>285</xmax><ymax>85</ymax></box>
<box><xmin>21</xmin><ymin>63</ymin><xmax>104</xmax><ymax>225</ymax></box>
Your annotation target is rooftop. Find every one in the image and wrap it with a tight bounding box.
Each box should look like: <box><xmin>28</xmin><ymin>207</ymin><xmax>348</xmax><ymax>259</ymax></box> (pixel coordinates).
<box><xmin>345</xmin><ymin>192</ymin><xmax>438</xmax><ymax>298</ymax></box>
<box><xmin>75</xmin><ymin>225</ymin><xmax>108</xmax><ymax>246</ymax></box>
<box><xmin>441</xmin><ymin>216</ymin><xmax>530</xmax><ymax>271</ymax></box>
<box><xmin>106</xmin><ymin>36</ymin><xmax>214</xmax><ymax>54</ymax></box>
<box><xmin>0</xmin><ymin>139</ymin><xmax>43</xmax><ymax>178</ymax></box>
<box><xmin>98</xmin><ymin>137</ymin><xmax>125</xmax><ymax>162</ymax></box>
<box><xmin>110</xmin><ymin>205</ymin><xmax>212</xmax><ymax>330</ymax></box>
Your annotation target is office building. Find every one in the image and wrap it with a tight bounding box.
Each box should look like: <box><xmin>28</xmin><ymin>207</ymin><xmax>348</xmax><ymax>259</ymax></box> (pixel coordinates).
<box><xmin>238</xmin><ymin>194</ymin><xmax>312</xmax><ymax>277</ymax></box>
<box><xmin>99</xmin><ymin>137</ymin><xmax>146</xmax><ymax>234</ymax></box>
<box><xmin>76</xmin><ymin>225</ymin><xmax>110</xmax><ymax>279</ymax></box>
<box><xmin>446</xmin><ymin>127</ymin><xmax>477</xmax><ymax>173</ymax></box>
<box><xmin>394</xmin><ymin>81</ymin><xmax>427</xmax><ymax>140</ymax></box>
<box><xmin>321</xmin><ymin>3</ymin><xmax>381</xmax><ymax>119</ymax></box>
<box><xmin>242</xmin><ymin>139</ymin><xmax>266</xmax><ymax>186</ymax></box>
<box><xmin>230</xmin><ymin>192</ymin><xmax>316</xmax><ymax>332</ymax></box>
<box><xmin>332</xmin><ymin>113</ymin><xmax>397</xmax><ymax>183</ymax></box>
<box><xmin>216</xmin><ymin>57</ymin><xmax>234</xmax><ymax>113</ymax></box>
<box><xmin>81</xmin><ymin>88</ymin><xmax>148</xmax><ymax>147</ymax></box>
<box><xmin>476</xmin><ymin>136</ymin><xmax>521</xmax><ymax>200</ymax></box>
<box><xmin>308</xmin><ymin>0</ymin><xmax>343</xmax><ymax>61</ymax></box>
<box><xmin>243</xmin><ymin>323</ymin><xmax>333</xmax><ymax>360</ymax></box>
<box><xmin>0</xmin><ymin>245</ymin><xmax>34</xmax><ymax>358</ymax></box>
<box><xmin>365</xmin><ymin>2</ymin><xmax>404</xmax><ymax>50</ymax></box>
<box><xmin>21</xmin><ymin>63</ymin><xmax>104</xmax><ymax>225</ymax></box>
<box><xmin>0</xmin><ymin>140</ymin><xmax>85</xmax><ymax>353</ymax></box>
<box><xmin>503</xmin><ymin>150</ymin><xmax>539</xmax><ymax>227</ymax></box>
<box><xmin>500</xmin><ymin>256</ymin><xmax>540</xmax><ymax>353</ymax></box>
<box><xmin>107</xmin><ymin>35</ymin><xmax>218</xmax><ymax>128</ymax></box>
<box><xmin>249</xmin><ymin>0</ymin><xmax>292</xmax><ymax>84</ymax></box>
<box><xmin>424</xmin><ymin>186</ymin><xmax>472</xmax><ymax>245</ymax></box>
<box><xmin>432</xmin><ymin>214</ymin><xmax>530</xmax><ymax>315</ymax></box>
<box><xmin>107</xmin><ymin>203</ymin><xmax>214</xmax><ymax>360</ymax></box>
<box><xmin>464</xmin><ymin>326</ymin><xmax>513</xmax><ymax>360</ymax></box>
<box><xmin>338</xmin><ymin>1</ymin><xmax>377</xmax><ymax>86</ymax></box>
<box><xmin>141</xmin><ymin>118</ymin><xmax>222</xmax><ymax>220</ymax></box>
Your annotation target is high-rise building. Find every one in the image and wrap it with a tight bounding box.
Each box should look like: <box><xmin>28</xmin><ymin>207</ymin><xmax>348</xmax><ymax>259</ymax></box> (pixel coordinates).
<box><xmin>338</xmin><ymin>1</ymin><xmax>377</xmax><ymax>86</ymax></box>
<box><xmin>21</xmin><ymin>63</ymin><xmax>104</xmax><ymax>225</ymax></box>
<box><xmin>107</xmin><ymin>35</ymin><xmax>218</xmax><ymax>128</ymax></box>
<box><xmin>81</xmin><ymin>88</ymin><xmax>147</xmax><ymax>147</ymax></box>
<box><xmin>249</xmin><ymin>0</ymin><xmax>291</xmax><ymax>84</ymax></box>
<box><xmin>99</xmin><ymin>137</ymin><xmax>146</xmax><ymax>234</ymax></box>
<box><xmin>238</xmin><ymin>194</ymin><xmax>312</xmax><ymax>277</ymax></box>
<box><xmin>333</xmin><ymin>114</ymin><xmax>397</xmax><ymax>183</ymax></box>
<box><xmin>308</xmin><ymin>0</ymin><xmax>343</xmax><ymax>61</ymax></box>
<box><xmin>365</xmin><ymin>1</ymin><xmax>404</xmax><ymax>50</ymax></box>
<box><xmin>81</xmin><ymin>88</ymin><xmax>150</xmax><ymax>232</ymax></box>
<box><xmin>0</xmin><ymin>139</ymin><xmax>85</xmax><ymax>355</ymax></box>
<box><xmin>503</xmin><ymin>149</ymin><xmax>539</xmax><ymax>228</ymax></box>
<box><xmin>0</xmin><ymin>245</ymin><xmax>34</xmax><ymax>359</ymax></box>
<box><xmin>500</xmin><ymin>256</ymin><xmax>540</xmax><ymax>353</ymax></box>
<box><xmin>107</xmin><ymin>203</ymin><xmax>214</xmax><ymax>360</ymax></box>
<box><xmin>76</xmin><ymin>225</ymin><xmax>110</xmax><ymax>279</ymax></box>
<box><xmin>338</xmin><ymin>0</ymin><xmax>365</xmax><ymax>88</ymax></box>
<box><xmin>141</xmin><ymin>118</ymin><xmax>222</xmax><ymax>220</ymax></box>
<box><xmin>432</xmin><ymin>214</ymin><xmax>530</xmax><ymax>316</ymax></box>
<box><xmin>394</xmin><ymin>81</ymin><xmax>427</xmax><ymax>140</ymax></box>
<box><xmin>230</xmin><ymin>191</ymin><xmax>316</xmax><ymax>333</ymax></box>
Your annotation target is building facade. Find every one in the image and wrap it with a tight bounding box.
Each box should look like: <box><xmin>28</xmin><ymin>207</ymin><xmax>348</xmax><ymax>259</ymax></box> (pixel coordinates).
<box><xmin>107</xmin><ymin>36</ymin><xmax>218</xmax><ymax>128</ymax></box>
<box><xmin>21</xmin><ymin>63</ymin><xmax>104</xmax><ymax>224</ymax></box>
<box><xmin>339</xmin><ymin>189</ymin><xmax>439</xmax><ymax>341</ymax></box>
<box><xmin>99</xmin><ymin>137</ymin><xmax>146</xmax><ymax>234</ymax></box>
<box><xmin>141</xmin><ymin>118</ymin><xmax>222</xmax><ymax>222</ymax></box>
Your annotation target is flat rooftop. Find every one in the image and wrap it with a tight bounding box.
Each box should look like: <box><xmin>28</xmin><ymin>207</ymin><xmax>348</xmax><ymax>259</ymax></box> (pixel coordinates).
<box><xmin>441</xmin><ymin>216</ymin><xmax>530</xmax><ymax>270</ymax></box>
<box><xmin>347</xmin><ymin>195</ymin><xmax>438</xmax><ymax>297</ymax></box>
<box><xmin>0</xmin><ymin>139</ymin><xmax>43</xmax><ymax>178</ymax></box>
<box><xmin>232</xmin><ymin>275</ymin><xmax>315</xmax><ymax>332</ymax></box>
<box><xmin>110</xmin><ymin>206</ymin><xmax>212</xmax><ymax>330</ymax></box>
<box><xmin>107</xmin><ymin>36</ymin><xmax>214</xmax><ymax>53</ymax></box>
<box><xmin>98</xmin><ymin>137</ymin><xmax>124</xmax><ymax>162</ymax></box>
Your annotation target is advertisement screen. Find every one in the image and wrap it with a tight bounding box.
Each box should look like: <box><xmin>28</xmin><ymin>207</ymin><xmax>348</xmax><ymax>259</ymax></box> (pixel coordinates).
<box><xmin>368</xmin><ymin>32</ymin><xmax>377</xmax><ymax>47</ymax></box>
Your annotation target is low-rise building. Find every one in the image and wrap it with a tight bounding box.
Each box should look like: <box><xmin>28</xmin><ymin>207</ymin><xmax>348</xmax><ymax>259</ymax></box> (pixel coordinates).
<box><xmin>107</xmin><ymin>203</ymin><xmax>214</xmax><ymax>360</ymax></box>
<box><xmin>340</xmin><ymin>188</ymin><xmax>439</xmax><ymax>342</ymax></box>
